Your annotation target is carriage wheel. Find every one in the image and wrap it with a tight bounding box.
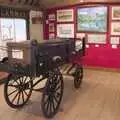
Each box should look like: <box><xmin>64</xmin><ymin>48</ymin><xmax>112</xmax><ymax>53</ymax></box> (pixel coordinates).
<box><xmin>74</xmin><ymin>66</ymin><xmax>83</xmax><ymax>89</ymax></box>
<box><xmin>4</xmin><ymin>74</ymin><xmax>33</xmax><ymax>108</ymax></box>
<box><xmin>41</xmin><ymin>70</ymin><xmax>64</xmax><ymax>118</ymax></box>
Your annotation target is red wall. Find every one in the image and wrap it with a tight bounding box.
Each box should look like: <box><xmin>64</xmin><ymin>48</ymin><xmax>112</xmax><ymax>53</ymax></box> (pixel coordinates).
<box><xmin>44</xmin><ymin>4</ymin><xmax>120</xmax><ymax>69</ymax></box>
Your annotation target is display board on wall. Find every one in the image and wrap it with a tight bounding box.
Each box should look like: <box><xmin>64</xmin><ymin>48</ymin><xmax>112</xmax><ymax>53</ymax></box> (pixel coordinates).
<box><xmin>57</xmin><ymin>9</ymin><xmax>74</xmax><ymax>22</ymax></box>
<box><xmin>77</xmin><ymin>6</ymin><xmax>107</xmax><ymax>32</ymax></box>
<box><xmin>110</xmin><ymin>37</ymin><xmax>120</xmax><ymax>44</ymax></box>
<box><xmin>111</xmin><ymin>22</ymin><xmax>120</xmax><ymax>35</ymax></box>
<box><xmin>49</xmin><ymin>23</ymin><xmax>55</xmax><ymax>32</ymax></box>
<box><xmin>30</xmin><ymin>11</ymin><xmax>43</xmax><ymax>24</ymax></box>
<box><xmin>48</xmin><ymin>14</ymin><xmax>56</xmax><ymax>21</ymax></box>
<box><xmin>57</xmin><ymin>24</ymin><xmax>74</xmax><ymax>38</ymax></box>
<box><xmin>87</xmin><ymin>34</ymin><xmax>106</xmax><ymax>44</ymax></box>
<box><xmin>49</xmin><ymin>33</ymin><xmax>55</xmax><ymax>39</ymax></box>
<box><xmin>112</xmin><ymin>6</ymin><xmax>120</xmax><ymax>20</ymax></box>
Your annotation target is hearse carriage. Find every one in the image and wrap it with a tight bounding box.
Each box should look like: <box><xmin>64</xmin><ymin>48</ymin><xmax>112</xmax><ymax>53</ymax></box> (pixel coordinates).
<box><xmin>0</xmin><ymin>38</ymin><xmax>85</xmax><ymax>118</ymax></box>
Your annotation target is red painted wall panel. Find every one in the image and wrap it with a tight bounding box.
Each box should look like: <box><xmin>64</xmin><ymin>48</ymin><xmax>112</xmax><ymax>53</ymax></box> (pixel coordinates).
<box><xmin>43</xmin><ymin>4</ymin><xmax>120</xmax><ymax>69</ymax></box>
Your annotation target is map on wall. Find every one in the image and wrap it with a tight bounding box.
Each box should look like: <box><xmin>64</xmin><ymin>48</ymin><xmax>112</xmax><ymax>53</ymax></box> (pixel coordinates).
<box><xmin>77</xmin><ymin>6</ymin><xmax>107</xmax><ymax>32</ymax></box>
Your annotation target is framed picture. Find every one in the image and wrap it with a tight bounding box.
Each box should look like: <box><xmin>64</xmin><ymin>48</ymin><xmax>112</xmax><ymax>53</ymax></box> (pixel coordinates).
<box><xmin>112</xmin><ymin>6</ymin><xmax>120</xmax><ymax>20</ymax></box>
<box><xmin>57</xmin><ymin>24</ymin><xmax>74</xmax><ymax>38</ymax></box>
<box><xmin>49</xmin><ymin>33</ymin><xmax>55</xmax><ymax>39</ymax></box>
<box><xmin>110</xmin><ymin>37</ymin><xmax>120</xmax><ymax>44</ymax></box>
<box><xmin>111</xmin><ymin>22</ymin><xmax>120</xmax><ymax>35</ymax></box>
<box><xmin>77</xmin><ymin>6</ymin><xmax>107</xmax><ymax>32</ymax></box>
<box><xmin>48</xmin><ymin>14</ymin><xmax>55</xmax><ymax>21</ymax></box>
<box><xmin>57</xmin><ymin>9</ymin><xmax>74</xmax><ymax>22</ymax></box>
<box><xmin>49</xmin><ymin>23</ymin><xmax>55</xmax><ymax>32</ymax></box>
<box><xmin>31</xmin><ymin>17</ymin><xmax>43</xmax><ymax>24</ymax></box>
<box><xmin>87</xmin><ymin>34</ymin><xmax>106</xmax><ymax>44</ymax></box>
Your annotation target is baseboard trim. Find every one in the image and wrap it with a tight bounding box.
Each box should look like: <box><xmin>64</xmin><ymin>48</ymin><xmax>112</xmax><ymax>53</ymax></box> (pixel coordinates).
<box><xmin>84</xmin><ymin>65</ymin><xmax>120</xmax><ymax>73</ymax></box>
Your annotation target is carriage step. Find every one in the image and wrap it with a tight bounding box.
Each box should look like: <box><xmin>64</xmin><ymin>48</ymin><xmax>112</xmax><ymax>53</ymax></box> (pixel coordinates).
<box><xmin>32</xmin><ymin>88</ymin><xmax>44</xmax><ymax>92</ymax></box>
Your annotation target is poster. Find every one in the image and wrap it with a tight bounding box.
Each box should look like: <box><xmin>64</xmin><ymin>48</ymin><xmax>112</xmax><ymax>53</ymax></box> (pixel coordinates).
<box><xmin>57</xmin><ymin>24</ymin><xmax>74</xmax><ymax>38</ymax></box>
<box><xmin>110</xmin><ymin>37</ymin><xmax>119</xmax><ymax>44</ymax></box>
<box><xmin>111</xmin><ymin>22</ymin><xmax>120</xmax><ymax>35</ymax></box>
<box><xmin>57</xmin><ymin>9</ymin><xmax>74</xmax><ymax>22</ymax></box>
<box><xmin>49</xmin><ymin>23</ymin><xmax>55</xmax><ymax>32</ymax></box>
<box><xmin>77</xmin><ymin>6</ymin><xmax>107</xmax><ymax>32</ymax></box>
<box><xmin>112</xmin><ymin>6</ymin><xmax>120</xmax><ymax>20</ymax></box>
<box><xmin>49</xmin><ymin>33</ymin><xmax>55</xmax><ymax>39</ymax></box>
<box><xmin>88</xmin><ymin>34</ymin><xmax>106</xmax><ymax>44</ymax></box>
<box><xmin>48</xmin><ymin>14</ymin><xmax>55</xmax><ymax>21</ymax></box>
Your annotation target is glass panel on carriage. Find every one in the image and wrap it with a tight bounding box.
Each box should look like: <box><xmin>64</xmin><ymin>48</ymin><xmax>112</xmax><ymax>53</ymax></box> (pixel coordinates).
<box><xmin>0</xmin><ymin>18</ymin><xmax>27</xmax><ymax>61</ymax></box>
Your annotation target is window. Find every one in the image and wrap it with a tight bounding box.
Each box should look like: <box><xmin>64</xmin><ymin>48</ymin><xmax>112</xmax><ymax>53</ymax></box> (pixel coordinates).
<box><xmin>0</xmin><ymin>18</ymin><xmax>27</xmax><ymax>60</ymax></box>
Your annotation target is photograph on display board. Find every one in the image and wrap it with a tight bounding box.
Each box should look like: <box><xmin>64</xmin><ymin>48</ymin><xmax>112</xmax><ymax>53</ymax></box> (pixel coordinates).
<box><xmin>110</xmin><ymin>37</ymin><xmax>120</xmax><ymax>44</ymax></box>
<box><xmin>112</xmin><ymin>6</ymin><xmax>120</xmax><ymax>20</ymax></box>
<box><xmin>48</xmin><ymin>14</ymin><xmax>56</xmax><ymax>21</ymax></box>
<box><xmin>57</xmin><ymin>9</ymin><xmax>74</xmax><ymax>22</ymax></box>
<box><xmin>111</xmin><ymin>22</ymin><xmax>120</xmax><ymax>35</ymax></box>
<box><xmin>49</xmin><ymin>23</ymin><xmax>55</xmax><ymax>32</ymax></box>
<box><xmin>49</xmin><ymin>33</ymin><xmax>55</xmax><ymax>39</ymax></box>
<box><xmin>77</xmin><ymin>6</ymin><xmax>107</xmax><ymax>32</ymax></box>
<box><xmin>87</xmin><ymin>34</ymin><xmax>106</xmax><ymax>44</ymax></box>
<box><xmin>57</xmin><ymin>24</ymin><xmax>74</xmax><ymax>38</ymax></box>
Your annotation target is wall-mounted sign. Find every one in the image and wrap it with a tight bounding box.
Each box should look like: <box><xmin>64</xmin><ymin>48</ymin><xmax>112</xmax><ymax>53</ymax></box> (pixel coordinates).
<box><xmin>57</xmin><ymin>24</ymin><xmax>74</xmax><ymax>38</ymax></box>
<box><xmin>57</xmin><ymin>9</ymin><xmax>74</xmax><ymax>22</ymax></box>
<box><xmin>0</xmin><ymin>6</ymin><xmax>29</xmax><ymax>18</ymax></box>
<box><xmin>112</xmin><ymin>6</ymin><xmax>120</xmax><ymax>20</ymax></box>
<box><xmin>88</xmin><ymin>34</ymin><xmax>106</xmax><ymax>44</ymax></box>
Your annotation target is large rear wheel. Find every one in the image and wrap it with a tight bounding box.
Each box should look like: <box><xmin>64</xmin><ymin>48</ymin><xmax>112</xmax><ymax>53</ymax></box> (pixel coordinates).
<box><xmin>41</xmin><ymin>70</ymin><xmax>64</xmax><ymax>118</ymax></box>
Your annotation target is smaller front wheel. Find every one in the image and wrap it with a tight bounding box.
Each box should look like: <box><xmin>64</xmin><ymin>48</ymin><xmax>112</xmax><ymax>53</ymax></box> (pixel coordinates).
<box><xmin>4</xmin><ymin>74</ymin><xmax>33</xmax><ymax>108</ymax></box>
<box><xmin>41</xmin><ymin>70</ymin><xmax>64</xmax><ymax>118</ymax></box>
<box><xmin>74</xmin><ymin>66</ymin><xmax>83</xmax><ymax>89</ymax></box>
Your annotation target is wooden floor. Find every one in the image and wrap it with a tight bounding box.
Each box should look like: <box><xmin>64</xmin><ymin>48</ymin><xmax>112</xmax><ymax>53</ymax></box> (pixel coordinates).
<box><xmin>1</xmin><ymin>69</ymin><xmax>120</xmax><ymax>120</ymax></box>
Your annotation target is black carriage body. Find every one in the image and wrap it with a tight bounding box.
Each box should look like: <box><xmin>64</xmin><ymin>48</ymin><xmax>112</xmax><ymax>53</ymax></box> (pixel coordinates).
<box><xmin>35</xmin><ymin>39</ymin><xmax>75</xmax><ymax>75</ymax></box>
<box><xmin>0</xmin><ymin>39</ymin><xmax>75</xmax><ymax>75</ymax></box>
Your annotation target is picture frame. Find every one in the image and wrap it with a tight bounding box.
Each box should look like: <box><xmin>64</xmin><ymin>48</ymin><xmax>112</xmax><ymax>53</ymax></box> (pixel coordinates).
<box><xmin>87</xmin><ymin>34</ymin><xmax>106</xmax><ymax>44</ymax></box>
<box><xmin>112</xmin><ymin>6</ymin><xmax>120</xmax><ymax>20</ymax></box>
<box><xmin>49</xmin><ymin>33</ymin><xmax>55</xmax><ymax>39</ymax></box>
<box><xmin>111</xmin><ymin>22</ymin><xmax>120</xmax><ymax>35</ymax></box>
<box><xmin>48</xmin><ymin>14</ymin><xmax>55</xmax><ymax>21</ymax></box>
<box><xmin>57</xmin><ymin>24</ymin><xmax>74</xmax><ymax>38</ymax></box>
<box><xmin>57</xmin><ymin>9</ymin><xmax>74</xmax><ymax>22</ymax></box>
<box><xmin>49</xmin><ymin>23</ymin><xmax>55</xmax><ymax>33</ymax></box>
<box><xmin>110</xmin><ymin>37</ymin><xmax>120</xmax><ymax>44</ymax></box>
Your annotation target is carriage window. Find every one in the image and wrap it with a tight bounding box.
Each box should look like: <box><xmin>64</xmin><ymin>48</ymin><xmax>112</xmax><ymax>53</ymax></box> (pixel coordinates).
<box><xmin>0</xmin><ymin>18</ymin><xmax>27</xmax><ymax>60</ymax></box>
